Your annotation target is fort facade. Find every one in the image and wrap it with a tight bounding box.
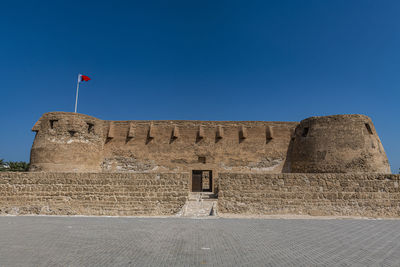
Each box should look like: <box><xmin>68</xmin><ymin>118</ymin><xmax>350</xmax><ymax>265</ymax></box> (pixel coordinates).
<box><xmin>0</xmin><ymin>111</ymin><xmax>396</xmax><ymax>218</ymax></box>
<box><xmin>29</xmin><ymin>112</ymin><xmax>390</xmax><ymax>193</ymax></box>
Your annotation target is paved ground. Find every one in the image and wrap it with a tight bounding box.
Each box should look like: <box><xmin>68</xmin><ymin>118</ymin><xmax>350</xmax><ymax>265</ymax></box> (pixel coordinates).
<box><xmin>0</xmin><ymin>216</ymin><xmax>400</xmax><ymax>266</ymax></box>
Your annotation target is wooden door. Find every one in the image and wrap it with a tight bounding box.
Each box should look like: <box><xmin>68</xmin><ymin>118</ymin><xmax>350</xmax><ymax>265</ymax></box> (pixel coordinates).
<box><xmin>192</xmin><ymin>170</ymin><xmax>202</xmax><ymax>192</ymax></box>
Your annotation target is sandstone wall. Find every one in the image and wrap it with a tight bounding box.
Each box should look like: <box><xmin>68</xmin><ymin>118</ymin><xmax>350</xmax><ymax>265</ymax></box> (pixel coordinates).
<box><xmin>29</xmin><ymin>112</ymin><xmax>392</xmax><ymax>188</ymax></box>
<box><xmin>0</xmin><ymin>172</ymin><xmax>189</xmax><ymax>216</ymax></box>
<box><xmin>30</xmin><ymin>112</ymin><xmax>105</xmax><ymax>172</ymax></box>
<box><xmin>101</xmin><ymin>120</ymin><xmax>296</xmax><ymax>174</ymax></box>
<box><xmin>30</xmin><ymin>112</ymin><xmax>299</xmax><ymax>193</ymax></box>
<box><xmin>30</xmin><ymin>112</ymin><xmax>297</xmax><ymax>175</ymax></box>
<box><xmin>290</xmin><ymin>114</ymin><xmax>390</xmax><ymax>173</ymax></box>
<box><xmin>2</xmin><ymin>172</ymin><xmax>400</xmax><ymax>218</ymax></box>
<box><xmin>218</xmin><ymin>173</ymin><xmax>400</xmax><ymax>217</ymax></box>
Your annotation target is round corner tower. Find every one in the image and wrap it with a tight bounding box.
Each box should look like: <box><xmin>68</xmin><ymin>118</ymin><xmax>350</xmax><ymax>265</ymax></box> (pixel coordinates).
<box><xmin>289</xmin><ymin>114</ymin><xmax>391</xmax><ymax>173</ymax></box>
<box><xmin>30</xmin><ymin>112</ymin><xmax>105</xmax><ymax>172</ymax></box>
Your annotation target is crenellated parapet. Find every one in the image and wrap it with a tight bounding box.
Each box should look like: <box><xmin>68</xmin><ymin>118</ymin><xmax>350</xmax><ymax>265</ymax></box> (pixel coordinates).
<box><xmin>29</xmin><ymin>112</ymin><xmax>391</xmax><ymax>174</ymax></box>
<box><xmin>30</xmin><ymin>112</ymin><xmax>106</xmax><ymax>172</ymax></box>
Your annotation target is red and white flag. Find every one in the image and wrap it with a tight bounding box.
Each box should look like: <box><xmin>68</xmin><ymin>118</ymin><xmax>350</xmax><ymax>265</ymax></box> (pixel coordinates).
<box><xmin>78</xmin><ymin>74</ymin><xmax>91</xmax><ymax>82</ymax></box>
<box><xmin>75</xmin><ymin>73</ymin><xmax>91</xmax><ymax>113</ymax></box>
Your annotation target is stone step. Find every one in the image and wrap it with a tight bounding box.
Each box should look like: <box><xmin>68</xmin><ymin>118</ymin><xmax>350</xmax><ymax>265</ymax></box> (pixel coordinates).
<box><xmin>179</xmin><ymin>199</ymin><xmax>218</xmax><ymax>217</ymax></box>
<box><xmin>188</xmin><ymin>192</ymin><xmax>218</xmax><ymax>201</ymax></box>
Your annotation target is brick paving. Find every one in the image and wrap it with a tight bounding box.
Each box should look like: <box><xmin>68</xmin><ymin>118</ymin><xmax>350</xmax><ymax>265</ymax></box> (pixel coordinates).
<box><xmin>0</xmin><ymin>216</ymin><xmax>400</xmax><ymax>266</ymax></box>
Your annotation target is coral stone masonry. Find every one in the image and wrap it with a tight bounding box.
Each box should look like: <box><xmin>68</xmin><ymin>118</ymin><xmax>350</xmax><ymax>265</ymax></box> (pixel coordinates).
<box><xmin>0</xmin><ymin>111</ymin><xmax>395</xmax><ymax>217</ymax></box>
<box><xmin>30</xmin><ymin>112</ymin><xmax>390</xmax><ymax>176</ymax></box>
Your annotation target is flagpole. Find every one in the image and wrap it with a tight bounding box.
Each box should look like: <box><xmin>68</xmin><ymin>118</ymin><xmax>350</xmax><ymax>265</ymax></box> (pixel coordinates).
<box><xmin>74</xmin><ymin>74</ymin><xmax>80</xmax><ymax>113</ymax></box>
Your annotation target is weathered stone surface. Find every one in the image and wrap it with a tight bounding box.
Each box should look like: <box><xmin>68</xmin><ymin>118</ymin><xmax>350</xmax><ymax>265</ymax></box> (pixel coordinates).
<box><xmin>30</xmin><ymin>112</ymin><xmax>391</xmax><ymax>178</ymax></box>
<box><xmin>290</xmin><ymin>114</ymin><xmax>390</xmax><ymax>173</ymax></box>
<box><xmin>27</xmin><ymin>111</ymin><xmax>392</xmax><ymax>205</ymax></box>
<box><xmin>0</xmin><ymin>172</ymin><xmax>189</xmax><ymax>216</ymax></box>
<box><xmin>2</xmin><ymin>172</ymin><xmax>400</xmax><ymax>217</ymax></box>
<box><xmin>30</xmin><ymin>112</ymin><xmax>298</xmax><ymax>178</ymax></box>
<box><xmin>218</xmin><ymin>173</ymin><xmax>400</xmax><ymax>218</ymax></box>
<box><xmin>30</xmin><ymin>112</ymin><xmax>104</xmax><ymax>172</ymax></box>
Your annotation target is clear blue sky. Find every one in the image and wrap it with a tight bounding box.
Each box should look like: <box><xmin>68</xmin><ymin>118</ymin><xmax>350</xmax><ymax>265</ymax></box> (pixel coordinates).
<box><xmin>0</xmin><ymin>0</ymin><xmax>399</xmax><ymax>173</ymax></box>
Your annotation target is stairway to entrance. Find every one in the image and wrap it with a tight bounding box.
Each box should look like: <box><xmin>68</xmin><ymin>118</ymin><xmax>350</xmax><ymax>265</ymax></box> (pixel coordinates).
<box><xmin>179</xmin><ymin>192</ymin><xmax>218</xmax><ymax>217</ymax></box>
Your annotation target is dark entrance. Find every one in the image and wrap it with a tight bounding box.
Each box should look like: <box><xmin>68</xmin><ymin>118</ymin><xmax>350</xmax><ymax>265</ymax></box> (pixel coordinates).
<box><xmin>192</xmin><ymin>170</ymin><xmax>212</xmax><ymax>192</ymax></box>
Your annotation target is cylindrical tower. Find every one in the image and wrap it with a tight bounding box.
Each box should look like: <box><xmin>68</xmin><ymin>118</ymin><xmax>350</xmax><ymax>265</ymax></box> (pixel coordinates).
<box><xmin>30</xmin><ymin>112</ymin><xmax>105</xmax><ymax>172</ymax></box>
<box><xmin>290</xmin><ymin>114</ymin><xmax>390</xmax><ymax>173</ymax></box>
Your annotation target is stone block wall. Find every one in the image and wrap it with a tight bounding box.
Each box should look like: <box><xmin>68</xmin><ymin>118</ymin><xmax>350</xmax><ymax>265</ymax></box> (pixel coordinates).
<box><xmin>2</xmin><ymin>172</ymin><xmax>400</xmax><ymax>218</ymax></box>
<box><xmin>290</xmin><ymin>115</ymin><xmax>390</xmax><ymax>173</ymax></box>
<box><xmin>0</xmin><ymin>172</ymin><xmax>189</xmax><ymax>216</ymax></box>
<box><xmin>29</xmin><ymin>112</ymin><xmax>297</xmax><ymax>174</ymax></box>
<box><xmin>218</xmin><ymin>173</ymin><xmax>400</xmax><ymax>217</ymax></box>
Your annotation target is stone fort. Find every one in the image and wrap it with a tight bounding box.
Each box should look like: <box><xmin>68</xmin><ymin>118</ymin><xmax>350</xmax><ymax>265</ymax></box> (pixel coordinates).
<box><xmin>0</xmin><ymin>112</ymin><xmax>398</xmax><ymax>217</ymax></box>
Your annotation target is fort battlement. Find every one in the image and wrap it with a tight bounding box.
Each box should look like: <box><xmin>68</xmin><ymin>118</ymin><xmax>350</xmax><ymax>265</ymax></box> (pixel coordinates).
<box><xmin>0</xmin><ymin>112</ymin><xmax>394</xmax><ymax>217</ymax></box>
<box><xmin>30</xmin><ymin>112</ymin><xmax>390</xmax><ymax>179</ymax></box>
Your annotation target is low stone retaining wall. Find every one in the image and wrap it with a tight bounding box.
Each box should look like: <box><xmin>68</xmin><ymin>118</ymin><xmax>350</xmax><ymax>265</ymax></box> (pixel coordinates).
<box><xmin>218</xmin><ymin>173</ymin><xmax>400</xmax><ymax>217</ymax></box>
<box><xmin>2</xmin><ymin>172</ymin><xmax>400</xmax><ymax>217</ymax></box>
<box><xmin>0</xmin><ymin>172</ymin><xmax>189</xmax><ymax>216</ymax></box>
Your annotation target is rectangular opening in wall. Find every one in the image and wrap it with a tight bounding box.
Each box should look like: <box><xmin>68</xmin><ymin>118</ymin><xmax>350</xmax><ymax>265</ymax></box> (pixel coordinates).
<box><xmin>50</xmin><ymin>120</ymin><xmax>58</xmax><ymax>129</ymax></box>
<box><xmin>192</xmin><ymin>170</ymin><xmax>212</xmax><ymax>192</ymax></box>
<box><xmin>202</xmin><ymin>171</ymin><xmax>212</xmax><ymax>191</ymax></box>
<box><xmin>365</xmin><ymin>123</ymin><xmax>373</xmax><ymax>135</ymax></box>
<box><xmin>198</xmin><ymin>156</ymin><xmax>206</xmax><ymax>164</ymax></box>
<box><xmin>302</xmin><ymin>127</ymin><xmax>309</xmax><ymax>137</ymax></box>
<box><xmin>87</xmin><ymin>123</ymin><xmax>94</xmax><ymax>133</ymax></box>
